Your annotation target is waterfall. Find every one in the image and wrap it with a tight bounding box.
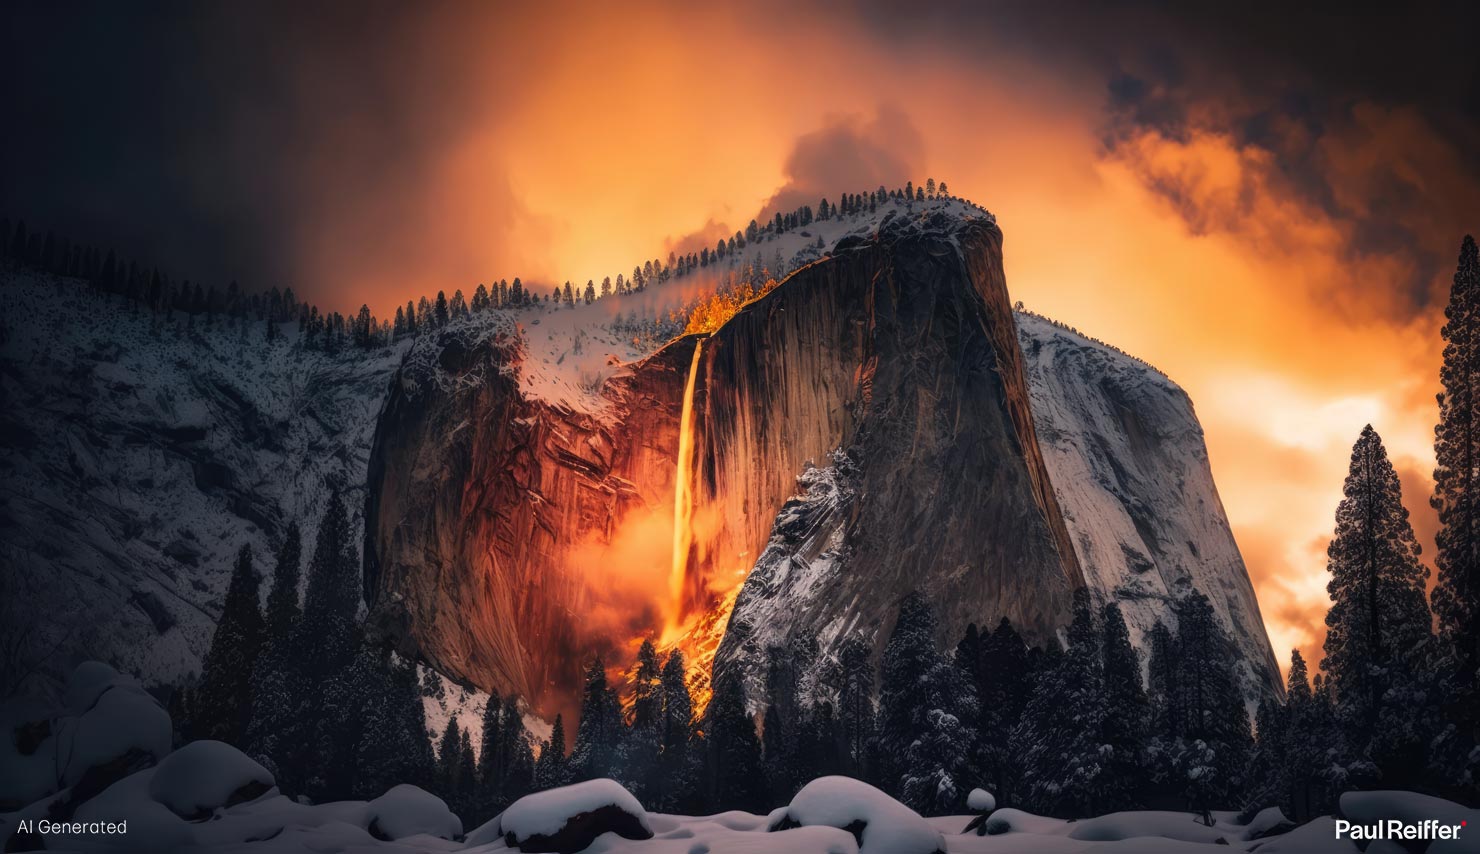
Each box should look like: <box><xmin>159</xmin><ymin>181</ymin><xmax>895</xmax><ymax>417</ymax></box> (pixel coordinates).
<box><xmin>669</xmin><ymin>338</ymin><xmax>704</xmax><ymax>626</ymax></box>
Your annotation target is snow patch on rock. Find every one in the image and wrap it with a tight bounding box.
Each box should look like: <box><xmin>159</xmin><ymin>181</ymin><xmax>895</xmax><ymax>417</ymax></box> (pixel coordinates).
<box><xmin>147</xmin><ymin>740</ymin><xmax>273</xmax><ymax>819</ymax></box>
<box><xmin>771</xmin><ymin>776</ymin><xmax>945</xmax><ymax>854</ymax></box>
<box><xmin>498</xmin><ymin>778</ymin><xmax>651</xmax><ymax>841</ymax></box>
<box><xmin>366</xmin><ymin>784</ymin><xmax>462</xmax><ymax>841</ymax></box>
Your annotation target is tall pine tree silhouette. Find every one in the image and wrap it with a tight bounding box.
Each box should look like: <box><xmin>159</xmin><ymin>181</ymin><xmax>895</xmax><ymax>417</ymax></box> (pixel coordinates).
<box><xmin>1432</xmin><ymin>234</ymin><xmax>1480</xmax><ymax>790</ymax></box>
<box><xmin>1323</xmin><ymin>425</ymin><xmax>1433</xmax><ymax>785</ymax></box>
<box><xmin>703</xmin><ymin>670</ymin><xmax>766</xmax><ymax>812</ymax></box>
<box><xmin>835</xmin><ymin>633</ymin><xmax>875</xmax><ymax>781</ymax></box>
<box><xmin>567</xmin><ymin>656</ymin><xmax>623</xmax><ymax>783</ymax></box>
<box><xmin>620</xmin><ymin>639</ymin><xmax>663</xmax><ymax>802</ymax></box>
<box><xmin>879</xmin><ymin>592</ymin><xmax>977</xmax><ymax>815</ymax></box>
<box><xmin>245</xmin><ymin>524</ymin><xmax>300</xmax><ymax>770</ymax></box>
<box><xmin>290</xmin><ymin>488</ymin><xmax>362</xmax><ymax>799</ymax></box>
<box><xmin>981</xmin><ymin>617</ymin><xmax>1031</xmax><ymax>807</ymax></box>
<box><xmin>657</xmin><ymin>650</ymin><xmax>702</xmax><ymax>813</ymax></box>
<box><xmin>354</xmin><ymin>650</ymin><xmax>434</xmax><ymax>800</ymax></box>
<box><xmin>194</xmin><ymin>544</ymin><xmax>265</xmax><ymax>745</ymax></box>
<box><xmin>1016</xmin><ymin>588</ymin><xmax>1105</xmax><ymax>817</ymax></box>
<box><xmin>1172</xmin><ymin>590</ymin><xmax>1252</xmax><ymax>822</ymax></box>
<box><xmin>1099</xmin><ymin>601</ymin><xmax>1150</xmax><ymax>810</ymax></box>
<box><xmin>534</xmin><ymin>713</ymin><xmax>567</xmax><ymax>791</ymax></box>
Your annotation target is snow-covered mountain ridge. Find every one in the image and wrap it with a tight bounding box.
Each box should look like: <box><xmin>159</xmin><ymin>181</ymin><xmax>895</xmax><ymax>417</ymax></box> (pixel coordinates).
<box><xmin>0</xmin><ymin>272</ymin><xmax>405</xmax><ymax>691</ymax></box>
<box><xmin>2</xmin><ymin>194</ymin><xmax>1279</xmax><ymax>707</ymax></box>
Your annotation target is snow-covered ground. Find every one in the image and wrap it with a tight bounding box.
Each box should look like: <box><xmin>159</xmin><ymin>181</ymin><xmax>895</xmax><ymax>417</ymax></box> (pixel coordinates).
<box><xmin>5</xmin><ymin>664</ymin><xmax>1473</xmax><ymax>853</ymax></box>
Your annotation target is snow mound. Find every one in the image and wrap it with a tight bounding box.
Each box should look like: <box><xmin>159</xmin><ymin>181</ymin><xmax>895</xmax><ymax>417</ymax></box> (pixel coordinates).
<box><xmin>497</xmin><ymin>778</ymin><xmax>653</xmax><ymax>851</ymax></box>
<box><xmin>73</xmin><ymin>769</ymin><xmax>194</xmax><ymax>852</ymax></box>
<box><xmin>65</xmin><ymin>660</ymin><xmax>131</xmax><ymax>708</ymax></box>
<box><xmin>1247</xmin><ymin>816</ymin><xmax>1361</xmax><ymax>853</ymax></box>
<box><xmin>965</xmin><ymin>788</ymin><xmax>995</xmax><ymax>812</ymax></box>
<box><xmin>1240</xmin><ymin>805</ymin><xmax>1294</xmax><ymax>840</ymax></box>
<box><xmin>1339</xmin><ymin>790</ymin><xmax>1478</xmax><ymax>854</ymax></box>
<box><xmin>770</xmin><ymin>776</ymin><xmax>945</xmax><ymax>854</ymax></box>
<box><xmin>59</xmin><ymin>663</ymin><xmax>173</xmax><ymax>790</ymax></box>
<box><xmin>1067</xmin><ymin>810</ymin><xmax>1232</xmax><ymax>844</ymax></box>
<box><xmin>0</xmin><ymin>661</ymin><xmax>170</xmax><ymax>810</ymax></box>
<box><xmin>147</xmin><ymin>740</ymin><xmax>274</xmax><ymax>819</ymax></box>
<box><xmin>366</xmin><ymin>784</ymin><xmax>461</xmax><ymax>841</ymax></box>
<box><xmin>963</xmin><ymin>807</ymin><xmax>1069</xmax><ymax>836</ymax></box>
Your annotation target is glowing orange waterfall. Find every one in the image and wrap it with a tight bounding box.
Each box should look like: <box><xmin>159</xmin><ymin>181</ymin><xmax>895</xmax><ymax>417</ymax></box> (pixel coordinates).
<box><xmin>668</xmin><ymin>338</ymin><xmax>704</xmax><ymax>635</ymax></box>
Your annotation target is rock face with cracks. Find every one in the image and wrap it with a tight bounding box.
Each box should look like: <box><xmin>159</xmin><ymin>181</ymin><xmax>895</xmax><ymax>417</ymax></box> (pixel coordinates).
<box><xmin>364</xmin><ymin>206</ymin><xmax>1282</xmax><ymax>717</ymax></box>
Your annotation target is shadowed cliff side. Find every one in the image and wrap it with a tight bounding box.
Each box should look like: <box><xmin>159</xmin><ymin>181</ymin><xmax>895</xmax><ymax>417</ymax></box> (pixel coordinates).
<box><xmin>710</xmin><ymin>211</ymin><xmax>1085</xmax><ymax>690</ymax></box>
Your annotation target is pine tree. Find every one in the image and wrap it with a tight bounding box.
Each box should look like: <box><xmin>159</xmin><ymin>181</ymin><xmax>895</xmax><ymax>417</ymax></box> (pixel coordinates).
<box><xmin>631</xmin><ymin>639</ymin><xmax>662</xmax><ymax>729</ymax></box>
<box><xmin>534</xmin><ymin>713</ymin><xmax>567</xmax><ymax>792</ymax></box>
<box><xmin>836</xmin><ymin>633</ymin><xmax>875</xmax><ymax>780</ymax></box>
<box><xmin>1278</xmin><ymin>650</ymin><xmax>1326</xmax><ymax>821</ymax></box>
<box><xmin>980</xmin><ymin>617</ymin><xmax>1031</xmax><ymax>806</ymax></box>
<box><xmin>1323</xmin><ymin>426</ymin><xmax>1433</xmax><ymax>785</ymax></box>
<box><xmin>263</xmin><ymin>524</ymin><xmax>301</xmax><ymax>635</ymax></box>
<box><xmin>194</xmin><ymin>544</ymin><xmax>265</xmax><ymax>745</ymax></box>
<box><xmin>456</xmin><ymin>726</ymin><xmax>477</xmax><ymax>820</ymax></box>
<box><xmin>880</xmin><ymin>592</ymin><xmax>978</xmax><ymax>815</ymax></box>
<box><xmin>704</xmin><ymin>670</ymin><xmax>766</xmax><ymax>812</ymax></box>
<box><xmin>567</xmin><ymin>657</ymin><xmax>623</xmax><ymax>783</ymax></box>
<box><xmin>620</xmin><ymin>640</ymin><xmax>663</xmax><ymax>801</ymax></box>
<box><xmin>354</xmin><ymin>651</ymin><xmax>435</xmax><ymax>799</ymax></box>
<box><xmin>762</xmin><ymin>644</ymin><xmax>804</xmax><ymax>802</ymax></box>
<box><xmin>306</xmin><ymin>634</ymin><xmax>374</xmax><ymax>801</ymax></box>
<box><xmin>496</xmin><ymin>695</ymin><xmax>534</xmax><ymax>807</ymax></box>
<box><xmin>438</xmin><ymin>718</ymin><xmax>464</xmax><ymax>800</ymax></box>
<box><xmin>1147</xmin><ymin>620</ymin><xmax>1183</xmax><ymax>740</ymax></box>
<box><xmin>1016</xmin><ymin>588</ymin><xmax>1106</xmax><ymax>816</ymax></box>
<box><xmin>282</xmin><ymin>489</ymin><xmax>363</xmax><ymax>798</ymax></box>
<box><xmin>477</xmin><ymin>695</ymin><xmax>506</xmax><ymax>813</ymax></box>
<box><xmin>1241</xmin><ymin>693</ymin><xmax>1290</xmax><ymax>820</ymax></box>
<box><xmin>1174</xmin><ymin>591</ymin><xmax>1253</xmax><ymax>821</ymax></box>
<box><xmin>244</xmin><ymin>525</ymin><xmax>301</xmax><ymax>772</ymax></box>
<box><xmin>1099</xmin><ymin>602</ymin><xmax>1150</xmax><ymax>809</ymax></box>
<box><xmin>1431</xmin><ymin>234</ymin><xmax>1480</xmax><ymax>791</ymax></box>
<box><xmin>297</xmin><ymin>490</ymin><xmax>359</xmax><ymax>670</ymax></box>
<box><xmin>900</xmin><ymin>658</ymin><xmax>977</xmax><ymax>815</ymax></box>
<box><xmin>658</xmin><ymin>651</ymin><xmax>702</xmax><ymax>813</ymax></box>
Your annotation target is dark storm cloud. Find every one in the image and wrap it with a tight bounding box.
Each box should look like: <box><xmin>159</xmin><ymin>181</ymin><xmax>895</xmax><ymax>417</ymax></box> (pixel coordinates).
<box><xmin>6</xmin><ymin>1</ymin><xmax>1478</xmax><ymax>316</ymax></box>
<box><xmin>853</xmin><ymin>0</ymin><xmax>1480</xmax><ymax>316</ymax></box>
<box><xmin>0</xmin><ymin>1</ymin><xmax>535</xmax><ymax>302</ymax></box>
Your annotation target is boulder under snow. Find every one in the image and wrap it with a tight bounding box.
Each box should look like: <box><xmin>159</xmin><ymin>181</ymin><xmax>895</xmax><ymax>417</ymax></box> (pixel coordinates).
<box><xmin>768</xmin><ymin>776</ymin><xmax>945</xmax><ymax>854</ymax></box>
<box><xmin>0</xmin><ymin>662</ymin><xmax>170</xmax><ymax>812</ymax></box>
<box><xmin>494</xmin><ymin>778</ymin><xmax>653</xmax><ymax>853</ymax></box>
<box><xmin>366</xmin><ymin>783</ymin><xmax>462</xmax><ymax>841</ymax></box>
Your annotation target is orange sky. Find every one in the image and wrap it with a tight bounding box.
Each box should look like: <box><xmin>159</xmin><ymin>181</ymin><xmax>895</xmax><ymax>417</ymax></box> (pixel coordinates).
<box><xmin>264</xmin><ymin>3</ymin><xmax>1475</xmax><ymax>677</ymax></box>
